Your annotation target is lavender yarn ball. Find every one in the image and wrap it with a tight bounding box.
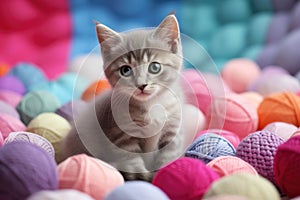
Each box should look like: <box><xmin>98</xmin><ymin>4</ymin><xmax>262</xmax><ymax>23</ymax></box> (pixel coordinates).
<box><xmin>256</xmin><ymin>44</ymin><xmax>279</xmax><ymax>68</ymax></box>
<box><xmin>27</xmin><ymin>189</ymin><xmax>95</xmax><ymax>200</ymax></box>
<box><xmin>0</xmin><ymin>142</ymin><xmax>58</xmax><ymax>199</ymax></box>
<box><xmin>290</xmin><ymin>2</ymin><xmax>300</xmax><ymax>30</ymax></box>
<box><xmin>55</xmin><ymin>100</ymin><xmax>88</xmax><ymax>122</ymax></box>
<box><xmin>0</xmin><ymin>75</ymin><xmax>25</xmax><ymax>95</ymax></box>
<box><xmin>4</xmin><ymin>131</ymin><xmax>55</xmax><ymax>158</ymax></box>
<box><xmin>236</xmin><ymin>130</ymin><xmax>284</xmax><ymax>184</ymax></box>
<box><xmin>272</xmin><ymin>0</ymin><xmax>297</xmax><ymax>12</ymax></box>
<box><xmin>105</xmin><ymin>181</ymin><xmax>170</xmax><ymax>200</ymax></box>
<box><xmin>275</xmin><ymin>29</ymin><xmax>300</xmax><ymax>75</ymax></box>
<box><xmin>0</xmin><ymin>100</ymin><xmax>20</xmax><ymax>119</ymax></box>
<box><xmin>185</xmin><ymin>133</ymin><xmax>236</xmax><ymax>164</ymax></box>
<box><xmin>266</xmin><ymin>13</ymin><xmax>290</xmax><ymax>44</ymax></box>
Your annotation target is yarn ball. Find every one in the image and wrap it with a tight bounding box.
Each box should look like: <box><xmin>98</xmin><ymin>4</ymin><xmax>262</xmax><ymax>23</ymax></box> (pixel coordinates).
<box><xmin>239</xmin><ymin>92</ymin><xmax>263</xmax><ymax>108</ymax></box>
<box><xmin>0</xmin><ymin>75</ymin><xmax>25</xmax><ymax>94</ymax></box>
<box><xmin>263</xmin><ymin>122</ymin><xmax>298</xmax><ymax>141</ymax></box>
<box><xmin>0</xmin><ymin>100</ymin><xmax>20</xmax><ymax>119</ymax></box>
<box><xmin>249</xmin><ymin>74</ymin><xmax>300</xmax><ymax>96</ymax></box>
<box><xmin>0</xmin><ymin>113</ymin><xmax>26</xmax><ymax>139</ymax></box>
<box><xmin>290</xmin><ymin>1</ymin><xmax>300</xmax><ymax>30</ymax></box>
<box><xmin>257</xmin><ymin>92</ymin><xmax>300</xmax><ymax>129</ymax></box>
<box><xmin>152</xmin><ymin>157</ymin><xmax>219</xmax><ymax>200</ymax></box>
<box><xmin>0</xmin><ymin>63</ymin><xmax>9</xmax><ymax>76</ymax></box>
<box><xmin>185</xmin><ymin>133</ymin><xmax>236</xmax><ymax>164</ymax></box>
<box><xmin>206</xmin><ymin>93</ymin><xmax>258</xmax><ymax>139</ymax></box>
<box><xmin>0</xmin><ymin>90</ymin><xmax>22</xmax><ymax>107</ymax></box>
<box><xmin>236</xmin><ymin>130</ymin><xmax>284</xmax><ymax>183</ymax></box>
<box><xmin>0</xmin><ymin>142</ymin><xmax>58</xmax><ymax>199</ymax></box>
<box><xmin>265</xmin><ymin>12</ymin><xmax>290</xmax><ymax>44</ymax></box>
<box><xmin>81</xmin><ymin>79</ymin><xmax>111</xmax><ymax>102</ymax></box>
<box><xmin>204</xmin><ymin>195</ymin><xmax>248</xmax><ymax>200</ymax></box>
<box><xmin>181</xmin><ymin>69</ymin><xmax>230</xmax><ymax>114</ymax></box>
<box><xmin>17</xmin><ymin>90</ymin><xmax>61</xmax><ymax>125</ymax></box>
<box><xmin>203</xmin><ymin>173</ymin><xmax>280</xmax><ymax>200</ymax></box>
<box><xmin>27</xmin><ymin>189</ymin><xmax>95</xmax><ymax>200</ymax></box>
<box><xmin>27</xmin><ymin>112</ymin><xmax>71</xmax><ymax>160</ymax></box>
<box><xmin>207</xmin><ymin>155</ymin><xmax>258</xmax><ymax>177</ymax></box>
<box><xmin>255</xmin><ymin>44</ymin><xmax>280</xmax><ymax>68</ymax></box>
<box><xmin>216</xmin><ymin>0</ymin><xmax>251</xmax><ymax>23</ymax></box>
<box><xmin>292</xmin><ymin>128</ymin><xmax>300</xmax><ymax>137</ymax></box>
<box><xmin>58</xmin><ymin>154</ymin><xmax>124</xmax><ymax>200</ymax></box>
<box><xmin>221</xmin><ymin>59</ymin><xmax>261</xmax><ymax>93</ymax></box>
<box><xmin>9</xmin><ymin>62</ymin><xmax>47</xmax><ymax>91</ymax></box>
<box><xmin>248</xmin><ymin>12</ymin><xmax>272</xmax><ymax>45</ymax></box>
<box><xmin>4</xmin><ymin>131</ymin><xmax>55</xmax><ymax>158</ymax></box>
<box><xmin>105</xmin><ymin>181</ymin><xmax>169</xmax><ymax>200</ymax></box>
<box><xmin>55</xmin><ymin>100</ymin><xmax>88</xmax><ymax>122</ymax></box>
<box><xmin>194</xmin><ymin>129</ymin><xmax>240</xmax><ymax>149</ymax></box>
<box><xmin>275</xmin><ymin>29</ymin><xmax>300</xmax><ymax>75</ymax></box>
<box><xmin>274</xmin><ymin>135</ymin><xmax>300</xmax><ymax>198</ymax></box>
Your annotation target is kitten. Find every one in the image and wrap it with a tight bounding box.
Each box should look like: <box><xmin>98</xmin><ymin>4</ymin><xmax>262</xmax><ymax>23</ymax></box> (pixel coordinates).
<box><xmin>59</xmin><ymin>14</ymin><xmax>186</xmax><ymax>181</ymax></box>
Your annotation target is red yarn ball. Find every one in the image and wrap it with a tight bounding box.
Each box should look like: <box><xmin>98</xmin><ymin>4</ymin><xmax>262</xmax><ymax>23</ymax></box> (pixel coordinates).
<box><xmin>274</xmin><ymin>135</ymin><xmax>300</xmax><ymax>198</ymax></box>
<box><xmin>152</xmin><ymin>157</ymin><xmax>219</xmax><ymax>200</ymax></box>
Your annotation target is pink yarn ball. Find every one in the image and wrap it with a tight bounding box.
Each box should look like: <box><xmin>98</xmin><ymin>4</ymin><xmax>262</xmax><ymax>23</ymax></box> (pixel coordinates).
<box><xmin>236</xmin><ymin>130</ymin><xmax>284</xmax><ymax>184</ymax></box>
<box><xmin>0</xmin><ymin>113</ymin><xmax>26</xmax><ymax>139</ymax></box>
<box><xmin>58</xmin><ymin>154</ymin><xmax>124</xmax><ymax>200</ymax></box>
<box><xmin>181</xmin><ymin>69</ymin><xmax>230</xmax><ymax>114</ymax></box>
<box><xmin>152</xmin><ymin>157</ymin><xmax>219</xmax><ymax>200</ymax></box>
<box><xmin>207</xmin><ymin>155</ymin><xmax>258</xmax><ymax>177</ymax></box>
<box><xmin>274</xmin><ymin>135</ymin><xmax>300</xmax><ymax>198</ymax></box>
<box><xmin>263</xmin><ymin>122</ymin><xmax>298</xmax><ymax>141</ymax></box>
<box><xmin>0</xmin><ymin>90</ymin><xmax>22</xmax><ymax>107</ymax></box>
<box><xmin>222</xmin><ymin>59</ymin><xmax>261</xmax><ymax>93</ymax></box>
<box><xmin>195</xmin><ymin>129</ymin><xmax>240</xmax><ymax>149</ymax></box>
<box><xmin>0</xmin><ymin>131</ymin><xmax>3</xmax><ymax>146</ymax></box>
<box><xmin>206</xmin><ymin>93</ymin><xmax>258</xmax><ymax>139</ymax></box>
<box><xmin>239</xmin><ymin>92</ymin><xmax>263</xmax><ymax>109</ymax></box>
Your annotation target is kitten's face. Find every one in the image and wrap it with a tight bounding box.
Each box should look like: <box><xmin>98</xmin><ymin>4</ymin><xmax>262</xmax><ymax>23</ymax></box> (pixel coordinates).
<box><xmin>96</xmin><ymin>15</ymin><xmax>182</xmax><ymax>102</ymax></box>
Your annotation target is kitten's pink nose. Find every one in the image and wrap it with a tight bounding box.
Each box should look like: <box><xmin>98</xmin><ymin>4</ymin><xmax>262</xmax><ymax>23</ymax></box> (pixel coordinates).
<box><xmin>138</xmin><ymin>84</ymin><xmax>147</xmax><ymax>91</ymax></box>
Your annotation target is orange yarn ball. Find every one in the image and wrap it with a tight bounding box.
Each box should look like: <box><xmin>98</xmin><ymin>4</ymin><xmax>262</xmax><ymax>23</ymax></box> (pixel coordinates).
<box><xmin>58</xmin><ymin>154</ymin><xmax>124</xmax><ymax>200</ymax></box>
<box><xmin>81</xmin><ymin>79</ymin><xmax>111</xmax><ymax>101</ymax></box>
<box><xmin>258</xmin><ymin>92</ymin><xmax>300</xmax><ymax>129</ymax></box>
<box><xmin>0</xmin><ymin>63</ymin><xmax>10</xmax><ymax>76</ymax></box>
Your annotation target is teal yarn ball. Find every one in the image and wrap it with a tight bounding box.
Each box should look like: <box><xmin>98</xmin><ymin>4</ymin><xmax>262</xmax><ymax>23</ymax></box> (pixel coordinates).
<box><xmin>242</xmin><ymin>45</ymin><xmax>262</xmax><ymax>60</ymax></box>
<box><xmin>17</xmin><ymin>90</ymin><xmax>61</xmax><ymax>125</ymax></box>
<box><xmin>185</xmin><ymin>133</ymin><xmax>236</xmax><ymax>164</ymax></box>
<box><xmin>217</xmin><ymin>0</ymin><xmax>251</xmax><ymax>23</ymax></box>
<box><xmin>247</xmin><ymin>12</ymin><xmax>272</xmax><ymax>45</ymax></box>
<box><xmin>182</xmin><ymin>4</ymin><xmax>218</xmax><ymax>38</ymax></box>
<box><xmin>209</xmin><ymin>23</ymin><xmax>247</xmax><ymax>58</ymax></box>
<box><xmin>250</xmin><ymin>0</ymin><xmax>273</xmax><ymax>12</ymax></box>
<box><xmin>9</xmin><ymin>62</ymin><xmax>47</xmax><ymax>92</ymax></box>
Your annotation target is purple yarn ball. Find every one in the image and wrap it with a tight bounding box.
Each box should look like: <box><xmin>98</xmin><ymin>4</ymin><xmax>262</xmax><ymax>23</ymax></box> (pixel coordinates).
<box><xmin>55</xmin><ymin>100</ymin><xmax>88</xmax><ymax>122</ymax></box>
<box><xmin>290</xmin><ymin>1</ymin><xmax>300</xmax><ymax>30</ymax></box>
<box><xmin>266</xmin><ymin>12</ymin><xmax>290</xmax><ymax>44</ymax></box>
<box><xmin>272</xmin><ymin>0</ymin><xmax>297</xmax><ymax>11</ymax></box>
<box><xmin>236</xmin><ymin>130</ymin><xmax>284</xmax><ymax>184</ymax></box>
<box><xmin>185</xmin><ymin>133</ymin><xmax>236</xmax><ymax>164</ymax></box>
<box><xmin>256</xmin><ymin>44</ymin><xmax>279</xmax><ymax>68</ymax></box>
<box><xmin>0</xmin><ymin>75</ymin><xmax>25</xmax><ymax>95</ymax></box>
<box><xmin>0</xmin><ymin>142</ymin><xmax>58</xmax><ymax>199</ymax></box>
<box><xmin>275</xmin><ymin>29</ymin><xmax>300</xmax><ymax>75</ymax></box>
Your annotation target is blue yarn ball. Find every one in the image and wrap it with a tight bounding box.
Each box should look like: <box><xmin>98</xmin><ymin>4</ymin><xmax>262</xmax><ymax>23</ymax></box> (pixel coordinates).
<box><xmin>104</xmin><ymin>181</ymin><xmax>169</xmax><ymax>200</ymax></box>
<box><xmin>108</xmin><ymin>0</ymin><xmax>152</xmax><ymax>18</ymax></box>
<box><xmin>185</xmin><ymin>133</ymin><xmax>236</xmax><ymax>164</ymax></box>
<box><xmin>182</xmin><ymin>4</ymin><xmax>217</xmax><ymax>38</ymax></box>
<box><xmin>9</xmin><ymin>62</ymin><xmax>47</xmax><ymax>92</ymax></box>
<box><xmin>209</xmin><ymin>23</ymin><xmax>247</xmax><ymax>58</ymax></box>
<box><xmin>251</xmin><ymin>0</ymin><xmax>272</xmax><ymax>12</ymax></box>
<box><xmin>247</xmin><ymin>12</ymin><xmax>272</xmax><ymax>45</ymax></box>
<box><xmin>217</xmin><ymin>0</ymin><xmax>251</xmax><ymax>23</ymax></box>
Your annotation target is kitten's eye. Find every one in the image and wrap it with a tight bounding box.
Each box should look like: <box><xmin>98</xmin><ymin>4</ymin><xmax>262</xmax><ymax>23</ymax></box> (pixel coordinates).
<box><xmin>120</xmin><ymin>65</ymin><xmax>133</xmax><ymax>77</ymax></box>
<box><xmin>148</xmin><ymin>62</ymin><xmax>161</xmax><ymax>74</ymax></box>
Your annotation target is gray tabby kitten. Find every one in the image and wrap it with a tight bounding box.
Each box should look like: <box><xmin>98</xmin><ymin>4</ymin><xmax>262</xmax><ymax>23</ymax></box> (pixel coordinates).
<box><xmin>59</xmin><ymin>14</ymin><xmax>185</xmax><ymax>181</ymax></box>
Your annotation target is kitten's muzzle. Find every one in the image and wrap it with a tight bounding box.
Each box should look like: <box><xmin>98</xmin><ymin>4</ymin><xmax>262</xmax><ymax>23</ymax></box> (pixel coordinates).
<box><xmin>138</xmin><ymin>84</ymin><xmax>148</xmax><ymax>91</ymax></box>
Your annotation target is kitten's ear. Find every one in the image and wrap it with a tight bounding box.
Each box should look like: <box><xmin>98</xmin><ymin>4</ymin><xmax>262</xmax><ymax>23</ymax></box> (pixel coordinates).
<box><xmin>95</xmin><ymin>21</ymin><xmax>121</xmax><ymax>44</ymax></box>
<box><xmin>153</xmin><ymin>14</ymin><xmax>180</xmax><ymax>53</ymax></box>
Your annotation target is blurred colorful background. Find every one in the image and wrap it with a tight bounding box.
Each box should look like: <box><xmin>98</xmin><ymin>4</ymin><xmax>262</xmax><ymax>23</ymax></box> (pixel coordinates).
<box><xmin>1</xmin><ymin>0</ymin><xmax>300</xmax><ymax>80</ymax></box>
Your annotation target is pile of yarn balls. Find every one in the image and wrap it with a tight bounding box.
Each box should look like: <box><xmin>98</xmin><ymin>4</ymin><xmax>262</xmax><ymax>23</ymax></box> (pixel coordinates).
<box><xmin>2</xmin><ymin>0</ymin><xmax>300</xmax><ymax>200</ymax></box>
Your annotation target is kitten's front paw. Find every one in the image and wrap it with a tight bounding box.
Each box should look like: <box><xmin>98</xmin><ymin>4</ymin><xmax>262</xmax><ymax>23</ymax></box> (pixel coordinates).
<box><xmin>121</xmin><ymin>171</ymin><xmax>154</xmax><ymax>182</ymax></box>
